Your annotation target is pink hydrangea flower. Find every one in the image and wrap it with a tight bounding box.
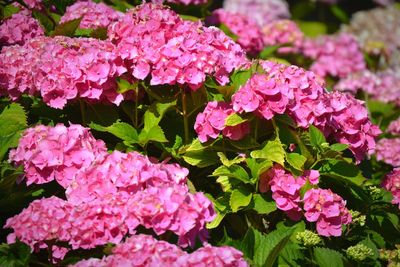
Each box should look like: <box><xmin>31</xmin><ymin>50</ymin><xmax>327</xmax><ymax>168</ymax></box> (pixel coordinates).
<box><xmin>262</xmin><ymin>20</ymin><xmax>304</xmax><ymax>53</ymax></box>
<box><xmin>0</xmin><ymin>36</ymin><xmax>127</xmax><ymax>108</ymax></box>
<box><xmin>387</xmin><ymin>118</ymin><xmax>400</xmax><ymax>135</ymax></box>
<box><xmin>71</xmin><ymin>234</ymin><xmax>248</xmax><ymax>267</ymax></box>
<box><xmin>60</xmin><ymin>0</ymin><xmax>123</xmax><ymax>29</ymax></box>
<box><xmin>194</xmin><ymin>101</ymin><xmax>250</xmax><ymax>143</ymax></box>
<box><xmin>206</xmin><ymin>9</ymin><xmax>265</xmax><ymax>55</ymax></box>
<box><xmin>152</xmin><ymin>0</ymin><xmax>208</xmax><ymax>4</ymax></box>
<box><xmin>302</xmin><ymin>33</ymin><xmax>366</xmax><ymax>78</ymax></box>
<box><xmin>303</xmin><ymin>188</ymin><xmax>352</xmax><ymax>237</ymax></box>
<box><xmin>382</xmin><ymin>168</ymin><xmax>400</xmax><ymax>209</ymax></box>
<box><xmin>303</xmin><ymin>170</ymin><xmax>320</xmax><ymax>185</ymax></box>
<box><xmin>22</xmin><ymin>0</ymin><xmax>43</xmax><ymax>9</ymax></box>
<box><xmin>223</xmin><ymin>0</ymin><xmax>290</xmax><ymax>27</ymax></box>
<box><xmin>0</xmin><ymin>12</ymin><xmax>44</xmax><ymax>47</ymax></box>
<box><xmin>9</xmin><ymin>124</ymin><xmax>107</xmax><ymax>188</ymax></box>
<box><xmin>108</xmin><ymin>3</ymin><xmax>248</xmax><ymax>91</ymax></box>
<box><xmin>260</xmin><ymin>165</ymin><xmax>306</xmax><ymax>221</ymax></box>
<box><xmin>375</xmin><ymin>138</ymin><xmax>400</xmax><ymax>167</ymax></box>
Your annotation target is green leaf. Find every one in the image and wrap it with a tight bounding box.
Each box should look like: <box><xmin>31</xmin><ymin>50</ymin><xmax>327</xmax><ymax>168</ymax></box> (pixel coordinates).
<box><xmin>230</xmin><ymin>69</ymin><xmax>252</xmax><ymax>91</ymax></box>
<box><xmin>313</xmin><ymin>247</ymin><xmax>344</xmax><ymax>267</ymax></box>
<box><xmin>225</xmin><ymin>113</ymin><xmax>247</xmax><ymax>127</ymax></box>
<box><xmin>297</xmin><ymin>21</ymin><xmax>327</xmax><ymax>37</ymax></box>
<box><xmin>318</xmin><ymin>159</ymin><xmax>366</xmax><ymax>186</ymax></box>
<box><xmin>286</xmin><ymin>153</ymin><xmax>307</xmax><ymax>171</ymax></box>
<box><xmin>183</xmin><ymin>150</ymin><xmax>219</xmax><ymax>168</ymax></box>
<box><xmin>206</xmin><ymin>212</ymin><xmax>225</xmax><ymax>229</ymax></box>
<box><xmin>86</xmin><ymin>103</ymin><xmax>119</xmax><ymax>127</ymax></box>
<box><xmin>89</xmin><ymin>121</ymin><xmax>138</xmax><ymax>145</ymax></box>
<box><xmin>117</xmin><ymin>78</ymin><xmax>138</xmax><ymax>94</ymax></box>
<box><xmin>143</xmin><ymin>100</ymin><xmax>177</xmax><ymax>132</ymax></box>
<box><xmin>330</xmin><ymin>143</ymin><xmax>348</xmax><ymax>152</ymax></box>
<box><xmin>217</xmin><ymin>152</ymin><xmax>246</xmax><ymax>167</ymax></box>
<box><xmin>219</xmin><ymin>23</ymin><xmax>238</xmax><ymax>42</ymax></box>
<box><xmin>32</xmin><ymin>10</ymin><xmax>54</xmax><ymax>32</ymax></box>
<box><xmin>230</xmin><ymin>188</ymin><xmax>252</xmax><ymax>212</ymax></box>
<box><xmin>309</xmin><ymin>125</ymin><xmax>326</xmax><ymax>148</ymax></box>
<box><xmin>330</xmin><ymin>5</ymin><xmax>349</xmax><ymax>23</ymax></box>
<box><xmin>254</xmin><ymin>227</ymin><xmax>294</xmax><ymax>267</ymax></box>
<box><xmin>212</xmin><ymin>165</ymin><xmax>251</xmax><ymax>184</ymax></box>
<box><xmin>250</xmin><ymin>138</ymin><xmax>285</xmax><ymax>166</ymax></box>
<box><xmin>2</xmin><ymin>4</ymin><xmax>20</xmax><ymax>19</ymax></box>
<box><xmin>179</xmin><ymin>14</ymin><xmax>200</xmax><ymax>21</ymax></box>
<box><xmin>216</xmin><ymin>176</ymin><xmax>235</xmax><ymax>192</ymax></box>
<box><xmin>0</xmin><ymin>242</ymin><xmax>31</xmax><ymax>267</ymax></box>
<box><xmin>259</xmin><ymin>45</ymin><xmax>280</xmax><ymax>59</ymax></box>
<box><xmin>138</xmin><ymin>125</ymin><xmax>168</xmax><ymax>145</ymax></box>
<box><xmin>51</xmin><ymin>18</ymin><xmax>82</xmax><ymax>36</ymax></box>
<box><xmin>251</xmin><ymin>194</ymin><xmax>277</xmax><ymax>215</ymax></box>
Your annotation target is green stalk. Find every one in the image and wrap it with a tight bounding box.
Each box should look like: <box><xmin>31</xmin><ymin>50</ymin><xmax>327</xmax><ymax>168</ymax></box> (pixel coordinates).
<box><xmin>181</xmin><ymin>89</ymin><xmax>189</xmax><ymax>144</ymax></box>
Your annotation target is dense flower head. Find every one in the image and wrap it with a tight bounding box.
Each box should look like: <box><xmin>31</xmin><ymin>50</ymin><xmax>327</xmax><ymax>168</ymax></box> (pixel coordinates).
<box><xmin>0</xmin><ymin>36</ymin><xmax>127</xmax><ymax>108</ymax></box>
<box><xmin>295</xmin><ymin>230</ymin><xmax>322</xmax><ymax>247</ymax></box>
<box><xmin>66</xmin><ymin>150</ymin><xmax>188</xmax><ymax>204</ymax></box>
<box><xmin>206</xmin><ymin>9</ymin><xmax>265</xmax><ymax>55</ymax></box>
<box><xmin>387</xmin><ymin>118</ymin><xmax>400</xmax><ymax>135</ymax></box>
<box><xmin>303</xmin><ymin>188</ymin><xmax>352</xmax><ymax>237</ymax></box>
<box><xmin>375</xmin><ymin>138</ymin><xmax>400</xmax><ymax>167</ymax></box>
<box><xmin>341</xmin><ymin>5</ymin><xmax>400</xmax><ymax>55</ymax></box>
<box><xmin>382</xmin><ymin>169</ymin><xmax>400</xmax><ymax>209</ymax></box>
<box><xmin>335</xmin><ymin>70</ymin><xmax>400</xmax><ymax>106</ymax></box>
<box><xmin>9</xmin><ymin>124</ymin><xmax>107</xmax><ymax>188</ymax></box>
<box><xmin>60</xmin><ymin>0</ymin><xmax>123</xmax><ymax>29</ymax></box>
<box><xmin>0</xmin><ymin>12</ymin><xmax>44</xmax><ymax>47</ymax></box>
<box><xmin>260</xmin><ymin>165</ymin><xmax>306</xmax><ymax>220</ymax></box>
<box><xmin>223</xmin><ymin>0</ymin><xmax>290</xmax><ymax>27</ymax></box>
<box><xmin>302</xmin><ymin>33</ymin><xmax>366</xmax><ymax>78</ymax></box>
<box><xmin>152</xmin><ymin>0</ymin><xmax>208</xmax><ymax>4</ymax></box>
<box><xmin>346</xmin><ymin>243</ymin><xmax>374</xmax><ymax>262</ymax></box>
<box><xmin>194</xmin><ymin>101</ymin><xmax>250</xmax><ymax>143</ymax></box>
<box><xmin>108</xmin><ymin>3</ymin><xmax>248</xmax><ymax>90</ymax></box>
<box><xmin>71</xmin><ymin>234</ymin><xmax>248</xmax><ymax>267</ymax></box>
<box><xmin>261</xmin><ymin>19</ymin><xmax>304</xmax><ymax>53</ymax></box>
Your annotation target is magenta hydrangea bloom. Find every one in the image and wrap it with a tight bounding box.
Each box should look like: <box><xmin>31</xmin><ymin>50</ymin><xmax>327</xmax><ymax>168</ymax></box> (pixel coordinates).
<box><xmin>303</xmin><ymin>170</ymin><xmax>320</xmax><ymax>185</ymax></box>
<box><xmin>108</xmin><ymin>3</ymin><xmax>248</xmax><ymax>90</ymax></box>
<box><xmin>387</xmin><ymin>118</ymin><xmax>400</xmax><ymax>135</ymax></box>
<box><xmin>152</xmin><ymin>0</ymin><xmax>208</xmax><ymax>5</ymax></box>
<box><xmin>22</xmin><ymin>0</ymin><xmax>43</xmax><ymax>9</ymax></box>
<box><xmin>303</xmin><ymin>188</ymin><xmax>352</xmax><ymax>237</ymax></box>
<box><xmin>71</xmin><ymin>234</ymin><xmax>248</xmax><ymax>267</ymax></box>
<box><xmin>9</xmin><ymin>124</ymin><xmax>107</xmax><ymax>188</ymax></box>
<box><xmin>375</xmin><ymin>138</ymin><xmax>400</xmax><ymax>167</ymax></box>
<box><xmin>60</xmin><ymin>0</ymin><xmax>123</xmax><ymax>29</ymax></box>
<box><xmin>0</xmin><ymin>36</ymin><xmax>127</xmax><ymax>108</ymax></box>
<box><xmin>259</xmin><ymin>165</ymin><xmax>306</xmax><ymax>221</ymax></box>
<box><xmin>223</xmin><ymin>0</ymin><xmax>290</xmax><ymax>27</ymax></box>
<box><xmin>382</xmin><ymin>169</ymin><xmax>400</xmax><ymax>209</ymax></box>
<box><xmin>194</xmin><ymin>101</ymin><xmax>250</xmax><ymax>143</ymax></box>
<box><xmin>302</xmin><ymin>33</ymin><xmax>366</xmax><ymax>78</ymax></box>
<box><xmin>206</xmin><ymin>9</ymin><xmax>265</xmax><ymax>55</ymax></box>
<box><xmin>262</xmin><ymin>20</ymin><xmax>304</xmax><ymax>53</ymax></box>
<box><xmin>0</xmin><ymin>12</ymin><xmax>44</xmax><ymax>47</ymax></box>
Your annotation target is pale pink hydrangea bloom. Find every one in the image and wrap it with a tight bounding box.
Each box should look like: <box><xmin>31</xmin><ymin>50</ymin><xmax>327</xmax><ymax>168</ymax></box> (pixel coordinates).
<box><xmin>194</xmin><ymin>101</ymin><xmax>250</xmax><ymax>143</ymax></box>
<box><xmin>375</xmin><ymin>138</ymin><xmax>400</xmax><ymax>167</ymax></box>
<box><xmin>206</xmin><ymin>9</ymin><xmax>265</xmax><ymax>55</ymax></box>
<box><xmin>263</xmin><ymin>165</ymin><xmax>306</xmax><ymax>220</ymax></box>
<box><xmin>0</xmin><ymin>36</ymin><xmax>127</xmax><ymax>108</ymax></box>
<box><xmin>9</xmin><ymin>124</ymin><xmax>107</xmax><ymax>188</ymax></box>
<box><xmin>387</xmin><ymin>118</ymin><xmax>400</xmax><ymax>135</ymax></box>
<box><xmin>382</xmin><ymin>168</ymin><xmax>400</xmax><ymax>209</ymax></box>
<box><xmin>303</xmin><ymin>188</ymin><xmax>352</xmax><ymax>237</ymax></box>
<box><xmin>262</xmin><ymin>20</ymin><xmax>304</xmax><ymax>53</ymax></box>
<box><xmin>302</xmin><ymin>33</ymin><xmax>366</xmax><ymax>78</ymax></box>
<box><xmin>108</xmin><ymin>3</ymin><xmax>248</xmax><ymax>90</ymax></box>
<box><xmin>60</xmin><ymin>0</ymin><xmax>123</xmax><ymax>29</ymax></box>
<box><xmin>0</xmin><ymin>12</ymin><xmax>44</xmax><ymax>47</ymax></box>
<box><xmin>72</xmin><ymin>234</ymin><xmax>248</xmax><ymax>267</ymax></box>
<box><xmin>223</xmin><ymin>0</ymin><xmax>290</xmax><ymax>27</ymax></box>
<box><xmin>335</xmin><ymin>70</ymin><xmax>400</xmax><ymax>106</ymax></box>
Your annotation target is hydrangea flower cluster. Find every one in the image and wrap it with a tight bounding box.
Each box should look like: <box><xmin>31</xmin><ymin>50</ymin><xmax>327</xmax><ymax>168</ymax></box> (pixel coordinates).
<box><xmin>9</xmin><ymin>124</ymin><xmax>107</xmax><ymax>188</ymax></box>
<box><xmin>60</xmin><ymin>0</ymin><xmax>123</xmax><ymax>29</ymax></box>
<box><xmin>0</xmin><ymin>36</ymin><xmax>126</xmax><ymax>108</ymax></box>
<box><xmin>223</xmin><ymin>0</ymin><xmax>290</xmax><ymax>27</ymax></box>
<box><xmin>206</xmin><ymin>9</ymin><xmax>264</xmax><ymax>55</ymax></box>
<box><xmin>346</xmin><ymin>243</ymin><xmax>374</xmax><ymax>262</ymax></box>
<box><xmin>387</xmin><ymin>118</ymin><xmax>400</xmax><ymax>135</ymax></box>
<box><xmin>22</xmin><ymin>0</ymin><xmax>43</xmax><ymax>9</ymax></box>
<box><xmin>382</xmin><ymin>168</ymin><xmax>400</xmax><ymax>209</ymax></box>
<box><xmin>261</xmin><ymin>20</ymin><xmax>304</xmax><ymax>53</ymax></box>
<box><xmin>228</xmin><ymin>61</ymin><xmax>380</xmax><ymax>162</ymax></box>
<box><xmin>295</xmin><ymin>230</ymin><xmax>322</xmax><ymax>247</ymax></box>
<box><xmin>5</xmin><ymin>124</ymin><xmax>216</xmax><ymax>257</ymax></box>
<box><xmin>260</xmin><ymin>165</ymin><xmax>306</xmax><ymax>220</ymax></box>
<box><xmin>72</xmin><ymin>234</ymin><xmax>248</xmax><ymax>267</ymax></box>
<box><xmin>194</xmin><ymin>101</ymin><xmax>250</xmax><ymax>143</ymax></box>
<box><xmin>152</xmin><ymin>0</ymin><xmax>208</xmax><ymax>4</ymax></box>
<box><xmin>335</xmin><ymin>70</ymin><xmax>400</xmax><ymax>106</ymax></box>
<box><xmin>0</xmin><ymin>12</ymin><xmax>44</xmax><ymax>47</ymax></box>
<box><xmin>302</xmin><ymin>33</ymin><xmax>366</xmax><ymax>78</ymax></box>
<box><xmin>108</xmin><ymin>3</ymin><xmax>248</xmax><ymax>90</ymax></box>
<box><xmin>303</xmin><ymin>188</ymin><xmax>352</xmax><ymax>237</ymax></box>
<box><xmin>341</xmin><ymin>5</ymin><xmax>400</xmax><ymax>55</ymax></box>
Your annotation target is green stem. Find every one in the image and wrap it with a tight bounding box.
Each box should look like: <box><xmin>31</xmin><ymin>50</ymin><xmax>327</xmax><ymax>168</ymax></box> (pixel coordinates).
<box><xmin>134</xmin><ymin>89</ymin><xmax>139</xmax><ymax>128</ymax></box>
<box><xmin>181</xmin><ymin>89</ymin><xmax>189</xmax><ymax>144</ymax></box>
<box><xmin>79</xmin><ymin>100</ymin><xmax>86</xmax><ymax>126</ymax></box>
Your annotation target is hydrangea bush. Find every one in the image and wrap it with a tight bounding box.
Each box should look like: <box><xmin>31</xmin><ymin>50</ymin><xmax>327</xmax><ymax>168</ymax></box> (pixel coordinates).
<box><xmin>0</xmin><ymin>0</ymin><xmax>399</xmax><ymax>266</ymax></box>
